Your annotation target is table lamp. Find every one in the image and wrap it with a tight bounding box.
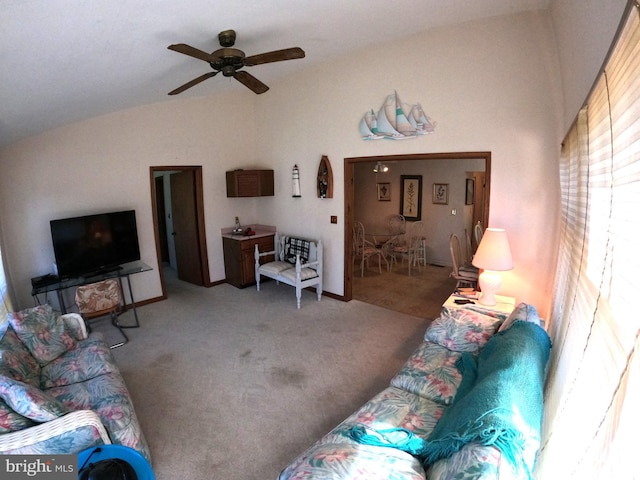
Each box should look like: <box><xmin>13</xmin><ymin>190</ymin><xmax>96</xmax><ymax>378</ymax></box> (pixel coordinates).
<box><xmin>471</xmin><ymin>228</ymin><xmax>513</xmax><ymax>306</ymax></box>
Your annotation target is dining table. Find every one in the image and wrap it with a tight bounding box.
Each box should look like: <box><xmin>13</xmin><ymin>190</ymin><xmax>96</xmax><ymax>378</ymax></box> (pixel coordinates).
<box><xmin>365</xmin><ymin>231</ymin><xmax>404</xmax><ymax>271</ymax></box>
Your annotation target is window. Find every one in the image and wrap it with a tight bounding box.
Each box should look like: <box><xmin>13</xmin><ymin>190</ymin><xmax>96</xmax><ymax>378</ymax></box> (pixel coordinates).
<box><xmin>536</xmin><ymin>3</ymin><xmax>639</xmax><ymax>477</ymax></box>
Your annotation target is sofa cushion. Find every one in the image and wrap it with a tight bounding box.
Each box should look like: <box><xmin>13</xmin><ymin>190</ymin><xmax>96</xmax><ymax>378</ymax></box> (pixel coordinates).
<box><xmin>279</xmin><ymin>441</ymin><xmax>427</xmax><ymax>480</ymax></box>
<box><xmin>425</xmin><ymin>306</ymin><xmax>504</xmax><ymax>352</ymax></box>
<box><xmin>391</xmin><ymin>341</ymin><xmax>463</xmax><ymax>405</ymax></box>
<box><xmin>40</xmin><ymin>333</ymin><xmax>120</xmax><ymax>389</ymax></box>
<box><xmin>279</xmin><ymin>387</ymin><xmax>444</xmax><ymax>480</ymax></box>
<box><xmin>7</xmin><ymin>305</ymin><xmax>77</xmax><ymax>366</ymax></box>
<box><xmin>0</xmin><ymin>322</ymin><xmax>40</xmax><ymax>386</ymax></box>
<box><xmin>47</xmin><ymin>372</ymin><xmax>138</xmax><ymax>444</ymax></box>
<box><xmin>0</xmin><ymin>375</ymin><xmax>70</xmax><ymax>422</ymax></box>
<box><xmin>0</xmin><ymin>398</ymin><xmax>35</xmax><ymax>433</ymax></box>
<box><xmin>427</xmin><ymin>443</ymin><xmax>516</xmax><ymax>480</ymax></box>
<box><xmin>321</xmin><ymin>387</ymin><xmax>446</xmax><ymax>447</ymax></box>
<box><xmin>498</xmin><ymin>302</ymin><xmax>542</xmax><ymax>332</ymax></box>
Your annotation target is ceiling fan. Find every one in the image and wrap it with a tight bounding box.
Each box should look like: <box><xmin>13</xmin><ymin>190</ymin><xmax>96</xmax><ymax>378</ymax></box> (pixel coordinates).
<box><xmin>167</xmin><ymin>29</ymin><xmax>305</xmax><ymax>95</ymax></box>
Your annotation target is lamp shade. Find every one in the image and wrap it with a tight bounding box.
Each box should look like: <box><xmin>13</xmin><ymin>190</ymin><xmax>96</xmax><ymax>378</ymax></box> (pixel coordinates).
<box><xmin>472</xmin><ymin>228</ymin><xmax>513</xmax><ymax>271</ymax></box>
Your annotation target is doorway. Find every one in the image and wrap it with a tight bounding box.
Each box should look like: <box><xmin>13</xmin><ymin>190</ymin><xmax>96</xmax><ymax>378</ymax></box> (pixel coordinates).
<box><xmin>344</xmin><ymin>152</ymin><xmax>491</xmax><ymax>302</ymax></box>
<box><xmin>150</xmin><ymin>166</ymin><xmax>211</xmax><ymax>298</ymax></box>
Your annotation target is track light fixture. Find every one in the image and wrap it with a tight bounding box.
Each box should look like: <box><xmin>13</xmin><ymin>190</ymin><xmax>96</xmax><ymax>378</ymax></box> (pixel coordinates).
<box><xmin>373</xmin><ymin>161</ymin><xmax>389</xmax><ymax>173</ymax></box>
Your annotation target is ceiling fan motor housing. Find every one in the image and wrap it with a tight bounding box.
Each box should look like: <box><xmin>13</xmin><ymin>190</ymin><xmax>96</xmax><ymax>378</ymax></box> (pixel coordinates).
<box><xmin>209</xmin><ymin>48</ymin><xmax>245</xmax><ymax>76</ymax></box>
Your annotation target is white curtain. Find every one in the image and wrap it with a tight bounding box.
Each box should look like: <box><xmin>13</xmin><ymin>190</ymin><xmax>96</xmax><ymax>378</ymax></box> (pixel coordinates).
<box><xmin>535</xmin><ymin>3</ymin><xmax>640</xmax><ymax>477</ymax></box>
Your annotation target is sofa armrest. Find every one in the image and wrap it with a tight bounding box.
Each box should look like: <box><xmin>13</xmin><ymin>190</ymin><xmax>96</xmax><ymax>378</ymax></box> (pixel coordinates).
<box><xmin>0</xmin><ymin>410</ymin><xmax>111</xmax><ymax>455</ymax></box>
<box><xmin>61</xmin><ymin>313</ymin><xmax>88</xmax><ymax>341</ymax></box>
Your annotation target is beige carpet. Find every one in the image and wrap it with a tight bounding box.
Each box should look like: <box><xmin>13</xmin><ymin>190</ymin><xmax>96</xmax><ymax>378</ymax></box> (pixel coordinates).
<box><xmin>353</xmin><ymin>258</ymin><xmax>457</xmax><ymax>320</ymax></box>
<box><xmin>96</xmin><ymin>269</ymin><xmax>452</xmax><ymax>479</ymax></box>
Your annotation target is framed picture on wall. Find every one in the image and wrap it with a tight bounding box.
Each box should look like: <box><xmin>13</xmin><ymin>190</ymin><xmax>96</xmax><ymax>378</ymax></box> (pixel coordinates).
<box><xmin>432</xmin><ymin>183</ymin><xmax>449</xmax><ymax>204</ymax></box>
<box><xmin>465</xmin><ymin>178</ymin><xmax>475</xmax><ymax>205</ymax></box>
<box><xmin>377</xmin><ymin>182</ymin><xmax>391</xmax><ymax>201</ymax></box>
<box><xmin>400</xmin><ymin>175</ymin><xmax>422</xmax><ymax>220</ymax></box>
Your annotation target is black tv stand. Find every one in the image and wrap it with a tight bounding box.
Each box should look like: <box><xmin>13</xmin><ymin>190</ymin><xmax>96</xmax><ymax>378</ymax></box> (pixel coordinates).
<box><xmin>86</xmin><ymin>265</ymin><xmax>123</xmax><ymax>278</ymax></box>
<box><xmin>31</xmin><ymin>260</ymin><xmax>152</xmax><ymax>328</ymax></box>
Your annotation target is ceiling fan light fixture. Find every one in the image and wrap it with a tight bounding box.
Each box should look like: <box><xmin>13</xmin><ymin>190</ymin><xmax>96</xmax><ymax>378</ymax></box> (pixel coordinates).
<box><xmin>373</xmin><ymin>161</ymin><xmax>389</xmax><ymax>173</ymax></box>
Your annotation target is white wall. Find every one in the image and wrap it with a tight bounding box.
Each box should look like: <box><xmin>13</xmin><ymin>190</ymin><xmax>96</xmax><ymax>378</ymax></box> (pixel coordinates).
<box><xmin>354</xmin><ymin>158</ymin><xmax>485</xmax><ymax>266</ymax></box>
<box><xmin>1</xmin><ymin>9</ymin><xmax>573</xmax><ymax>318</ymax></box>
<box><xmin>0</xmin><ymin>92</ymin><xmax>258</xmax><ymax>309</ymax></box>
<box><xmin>255</xmin><ymin>10</ymin><xmax>564</xmax><ymax>317</ymax></box>
<box><xmin>549</xmin><ymin>0</ymin><xmax>627</xmax><ymax>131</ymax></box>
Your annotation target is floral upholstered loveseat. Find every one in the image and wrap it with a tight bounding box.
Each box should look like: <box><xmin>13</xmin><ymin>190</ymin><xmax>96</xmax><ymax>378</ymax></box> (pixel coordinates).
<box><xmin>279</xmin><ymin>302</ymin><xmax>550</xmax><ymax>480</ymax></box>
<box><xmin>0</xmin><ymin>304</ymin><xmax>150</xmax><ymax>461</ymax></box>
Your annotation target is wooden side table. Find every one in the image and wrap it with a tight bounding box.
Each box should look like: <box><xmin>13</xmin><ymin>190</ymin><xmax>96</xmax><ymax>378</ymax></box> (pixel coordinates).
<box><xmin>443</xmin><ymin>293</ymin><xmax>516</xmax><ymax>316</ymax></box>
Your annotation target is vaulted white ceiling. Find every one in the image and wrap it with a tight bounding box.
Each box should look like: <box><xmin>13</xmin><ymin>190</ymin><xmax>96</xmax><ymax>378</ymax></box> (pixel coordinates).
<box><xmin>0</xmin><ymin>0</ymin><xmax>549</xmax><ymax>148</ymax></box>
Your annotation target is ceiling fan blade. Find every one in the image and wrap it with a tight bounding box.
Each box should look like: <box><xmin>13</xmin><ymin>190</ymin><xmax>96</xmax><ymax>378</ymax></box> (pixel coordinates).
<box><xmin>168</xmin><ymin>72</ymin><xmax>218</xmax><ymax>95</ymax></box>
<box><xmin>244</xmin><ymin>47</ymin><xmax>305</xmax><ymax>66</ymax></box>
<box><xmin>168</xmin><ymin>43</ymin><xmax>214</xmax><ymax>62</ymax></box>
<box><xmin>233</xmin><ymin>71</ymin><xmax>269</xmax><ymax>94</ymax></box>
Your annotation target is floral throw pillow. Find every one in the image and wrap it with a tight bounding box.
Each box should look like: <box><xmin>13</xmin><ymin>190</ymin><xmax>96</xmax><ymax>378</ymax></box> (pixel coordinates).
<box><xmin>0</xmin><ymin>375</ymin><xmax>69</xmax><ymax>422</ymax></box>
<box><xmin>7</xmin><ymin>305</ymin><xmax>77</xmax><ymax>366</ymax></box>
<box><xmin>425</xmin><ymin>307</ymin><xmax>504</xmax><ymax>352</ymax></box>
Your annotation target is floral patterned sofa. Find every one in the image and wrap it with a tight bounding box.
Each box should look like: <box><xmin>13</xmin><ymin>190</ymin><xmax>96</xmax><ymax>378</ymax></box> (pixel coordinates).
<box><xmin>0</xmin><ymin>304</ymin><xmax>150</xmax><ymax>462</ymax></box>
<box><xmin>279</xmin><ymin>303</ymin><xmax>548</xmax><ymax>480</ymax></box>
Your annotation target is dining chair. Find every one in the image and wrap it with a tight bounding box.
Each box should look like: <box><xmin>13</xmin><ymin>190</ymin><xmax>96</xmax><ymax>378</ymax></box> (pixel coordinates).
<box><xmin>465</xmin><ymin>228</ymin><xmax>473</xmax><ymax>261</ymax></box>
<box><xmin>389</xmin><ymin>221</ymin><xmax>425</xmax><ymax>275</ymax></box>
<box><xmin>474</xmin><ymin>222</ymin><xmax>484</xmax><ymax>248</ymax></box>
<box><xmin>386</xmin><ymin>214</ymin><xmax>406</xmax><ymax>236</ymax></box>
<box><xmin>353</xmin><ymin>221</ymin><xmax>384</xmax><ymax>277</ymax></box>
<box><xmin>411</xmin><ymin>221</ymin><xmax>427</xmax><ymax>270</ymax></box>
<box><xmin>449</xmin><ymin>233</ymin><xmax>479</xmax><ymax>289</ymax></box>
<box><xmin>383</xmin><ymin>214</ymin><xmax>406</xmax><ymax>268</ymax></box>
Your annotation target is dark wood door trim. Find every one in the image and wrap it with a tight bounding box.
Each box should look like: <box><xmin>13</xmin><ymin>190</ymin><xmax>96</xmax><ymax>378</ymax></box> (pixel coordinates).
<box><xmin>343</xmin><ymin>152</ymin><xmax>491</xmax><ymax>301</ymax></box>
<box><xmin>149</xmin><ymin>166</ymin><xmax>212</xmax><ymax>300</ymax></box>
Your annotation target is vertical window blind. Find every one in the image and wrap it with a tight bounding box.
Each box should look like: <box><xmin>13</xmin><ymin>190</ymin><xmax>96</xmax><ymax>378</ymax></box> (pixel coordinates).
<box><xmin>536</xmin><ymin>2</ymin><xmax>639</xmax><ymax>477</ymax></box>
<box><xmin>0</xmin><ymin>244</ymin><xmax>12</xmax><ymax>322</ymax></box>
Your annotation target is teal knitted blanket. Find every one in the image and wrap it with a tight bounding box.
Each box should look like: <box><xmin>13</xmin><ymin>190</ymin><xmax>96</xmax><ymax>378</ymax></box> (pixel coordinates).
<box><xmin>349</xmin><ymin>320</ymin><xmax>551</xmax><ymax>478</ymax></box>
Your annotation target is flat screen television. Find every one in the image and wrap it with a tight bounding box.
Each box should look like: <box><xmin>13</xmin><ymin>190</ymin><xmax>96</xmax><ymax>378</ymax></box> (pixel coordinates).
<box><xmin>50</xmin><ymin>210</ymin><xmax>141</xmax><ymax>279</ymax></box>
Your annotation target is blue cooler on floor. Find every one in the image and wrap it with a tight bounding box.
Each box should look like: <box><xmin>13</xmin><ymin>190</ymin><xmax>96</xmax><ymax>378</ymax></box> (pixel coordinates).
<box><xmin>78</xmin><ymin>445</ymin><xmax>154</xmax><ymax>479</ymax></box>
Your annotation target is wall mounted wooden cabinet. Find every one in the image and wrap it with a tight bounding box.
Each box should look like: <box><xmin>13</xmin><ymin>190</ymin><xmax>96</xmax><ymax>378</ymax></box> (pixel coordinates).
<box><xmin>226</xmin><ymin>169</ymin><xmax>274</xmax><ymax>197</ymax></box>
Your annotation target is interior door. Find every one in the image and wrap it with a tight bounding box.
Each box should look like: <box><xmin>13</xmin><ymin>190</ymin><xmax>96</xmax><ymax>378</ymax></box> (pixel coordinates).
<box><xmin>170</xmin><ymin>170</ymin><xmax>204</xmax><ymax>285</ymax></box>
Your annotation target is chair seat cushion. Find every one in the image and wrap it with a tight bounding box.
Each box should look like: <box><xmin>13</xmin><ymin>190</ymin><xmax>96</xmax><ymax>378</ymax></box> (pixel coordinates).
<box><xmin>459</xmin><ymin>265</ymin><xmax>479</xmax><ymax>276</ymax></box>
<box><xmin>75</xmin><ymin>279</ymin><xmax>121</xmax><ymax>313</ymax></box>
<box><xmin>258</xmin><ymin>261</ymin><xmax>292</xmax><ymax>276</ymax></box>
<box><xmin>280</xmin><ymin>267</ymin><xmax>319</xmax><ymax>283</ymax></box>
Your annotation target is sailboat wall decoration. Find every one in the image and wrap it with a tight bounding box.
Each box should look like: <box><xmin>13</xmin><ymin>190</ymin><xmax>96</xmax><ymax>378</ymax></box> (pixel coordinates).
<box><xmin>359</xmin><ymin>91</ymin><xmax>436</xmax><ymax>140</ymax></box>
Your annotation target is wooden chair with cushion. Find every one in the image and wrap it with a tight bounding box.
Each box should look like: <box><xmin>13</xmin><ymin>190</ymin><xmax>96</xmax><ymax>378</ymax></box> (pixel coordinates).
<box><xmin>449</xmin><ymin>233</ymin><xmax>479</xmax><ymax>289</ymax></box>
